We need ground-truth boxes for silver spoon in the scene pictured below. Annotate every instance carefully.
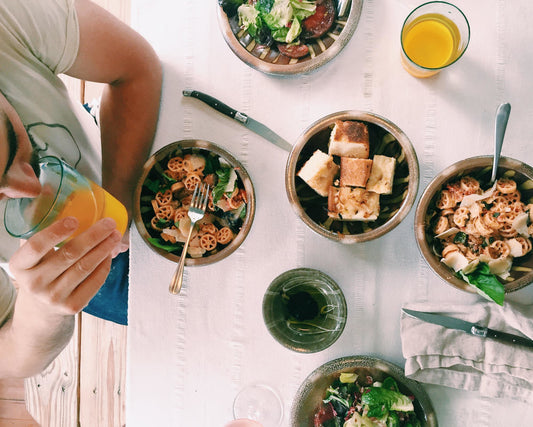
[490,102,511,185]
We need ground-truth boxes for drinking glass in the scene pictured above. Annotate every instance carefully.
[231,383,283,427]
[401,1,470,78]
[4,156,127,241]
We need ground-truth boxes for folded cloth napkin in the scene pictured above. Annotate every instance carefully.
[401,301,533,403]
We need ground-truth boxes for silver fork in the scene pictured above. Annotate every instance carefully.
[169,183,210,294]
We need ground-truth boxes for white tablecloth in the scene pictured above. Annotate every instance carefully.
[126,1,533,426]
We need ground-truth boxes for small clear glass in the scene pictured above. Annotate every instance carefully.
[231,384,283,427]
[401,1,470,78]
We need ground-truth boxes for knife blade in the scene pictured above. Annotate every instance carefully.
[402,308,533,349]
[182,90,292,152]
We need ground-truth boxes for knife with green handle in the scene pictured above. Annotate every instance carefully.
[402,308,533,349]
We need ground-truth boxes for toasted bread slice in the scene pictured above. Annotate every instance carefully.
[297,149,339,197]
[366,155,396,194]
[327,186,380,221]
[328,120,370,159]
[339,157,373,187]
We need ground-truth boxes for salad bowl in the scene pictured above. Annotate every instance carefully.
[415,156,533,296]
[133,139,255,266]
[291,356,438,426]
[286,110,419,243]
[217,0,363,75]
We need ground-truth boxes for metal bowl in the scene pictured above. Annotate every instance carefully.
[291,355,438,426]
[286,110,419,243]
[133,139,255,266]
[415,155,533,293]
[216,0,363,76]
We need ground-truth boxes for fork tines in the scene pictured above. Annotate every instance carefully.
[191,183,210,210]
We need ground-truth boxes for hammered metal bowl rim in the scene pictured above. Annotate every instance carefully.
[216,0,364,76]
[133,139,256,266]
[414,155,533,293]
[285,110,420,243]
[290,355,438,427]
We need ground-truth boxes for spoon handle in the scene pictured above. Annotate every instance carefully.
[491,103,511,184]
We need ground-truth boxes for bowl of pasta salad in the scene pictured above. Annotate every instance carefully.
[415,156,533,303]
[133,139,255,266]
[286,111,419,243]
[291,356,437,426]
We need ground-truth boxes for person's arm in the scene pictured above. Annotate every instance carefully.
[0,1,162,378]
[66,0,163,218]
[0,217,120,378]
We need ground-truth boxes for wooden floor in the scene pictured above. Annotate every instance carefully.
[0,0,131,425]
[0,378,39,426]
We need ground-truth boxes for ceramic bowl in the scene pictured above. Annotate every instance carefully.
[286,110,419,243]
[415,155,533,293]
[133,139,255,266]
[291,355,438,426]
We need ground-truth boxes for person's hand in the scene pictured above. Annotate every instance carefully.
[9,216,122,316]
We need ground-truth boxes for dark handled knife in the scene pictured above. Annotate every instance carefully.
[182,90,292,152]
[402,308,533,349]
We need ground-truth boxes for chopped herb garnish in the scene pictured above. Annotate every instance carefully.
[454,231,467,244]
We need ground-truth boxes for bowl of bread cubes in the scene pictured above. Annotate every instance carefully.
[286,111,419,243]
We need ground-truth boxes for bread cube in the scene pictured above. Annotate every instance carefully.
[328,120,370,159]
[366,155,396,194]
[327,186,380,221]
[297,150,339,197]
[339,157,373,188]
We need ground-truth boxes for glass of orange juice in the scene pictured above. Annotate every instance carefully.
[401,1,470,78]
[4,156,128,242]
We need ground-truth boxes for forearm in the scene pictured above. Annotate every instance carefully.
[99,61,162,218]
[0,289,74,378]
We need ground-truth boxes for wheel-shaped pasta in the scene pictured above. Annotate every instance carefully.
[199,234,217,251]
[174,207,188,223]
[164,169,181,180]
[453,207,470,228]
[436,190,457,210]
[433,216,450,235]
[484,240,510,260]
[505,191,522,205]
[216,227,233,245]
[200,223,218,235]
[496,177,517,194]
[167,156,184,172]
[183,173,202,191]
[155,189,173,206]
[499,222,518,238]
[151,216,164,231]
[228,189,247,210]
[442,243,461,258]
[460,176,480,194]
[151,199,159,213]
[482,212,503,230]
[155,205,174,221]
[472,217,493,237]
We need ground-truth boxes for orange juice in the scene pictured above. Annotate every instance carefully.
[54,181,128,240]
[5,156,129,241]
[402,14,460,69]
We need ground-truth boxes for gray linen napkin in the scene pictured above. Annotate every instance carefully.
[401,301,533,403]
